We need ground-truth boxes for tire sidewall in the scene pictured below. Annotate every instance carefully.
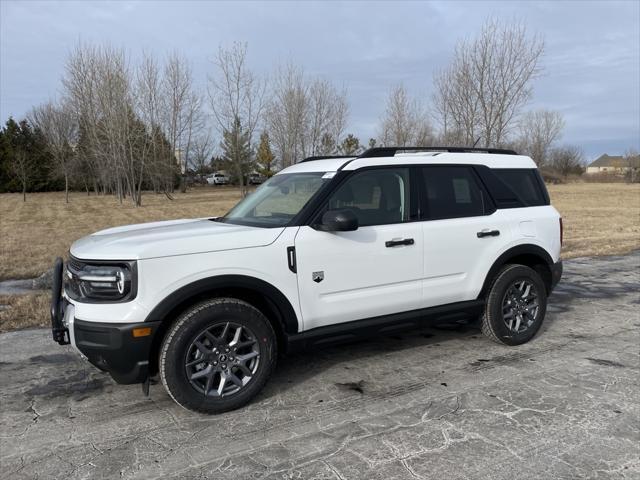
[160,299,277,414]
[486,265,547,346]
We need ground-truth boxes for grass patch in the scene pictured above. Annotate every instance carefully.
[0,186,243,280]
[547,183,640,259]
[0,293,50,332]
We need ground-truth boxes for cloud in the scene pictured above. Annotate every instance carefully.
[1,0,638,158]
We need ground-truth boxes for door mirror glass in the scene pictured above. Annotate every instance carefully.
[318,209,359,232]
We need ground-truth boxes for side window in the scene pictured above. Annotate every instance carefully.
[492,169,547,207]
[421,166,487,220]
[327,168,411,227]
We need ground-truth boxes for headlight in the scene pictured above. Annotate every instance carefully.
[65,257,137,302]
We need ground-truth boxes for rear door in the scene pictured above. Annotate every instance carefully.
[419,165,512,307]
[294,167,423,331]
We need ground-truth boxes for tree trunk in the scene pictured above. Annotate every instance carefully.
[65,174,69,203]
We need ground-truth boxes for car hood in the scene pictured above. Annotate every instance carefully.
[70,218,284,260]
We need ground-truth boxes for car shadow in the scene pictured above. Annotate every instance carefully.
[260,320,480,401]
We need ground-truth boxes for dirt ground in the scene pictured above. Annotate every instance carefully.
[1,253,639,479]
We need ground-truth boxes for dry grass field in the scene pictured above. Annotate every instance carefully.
[547,183,640,258]
[0,182,638,331]
[0,187,244,280]
[1,183,638,281]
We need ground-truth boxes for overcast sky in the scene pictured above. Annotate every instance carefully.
[1,0,638,160]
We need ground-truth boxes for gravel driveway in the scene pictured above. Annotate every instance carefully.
[1,253,639,479]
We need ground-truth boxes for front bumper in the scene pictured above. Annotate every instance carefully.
[73,319,161,384]
[50,257,160,384]
[550,260,563,292]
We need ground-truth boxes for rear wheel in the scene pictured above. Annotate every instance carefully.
[481,264,547,346]
[159,298,277,414]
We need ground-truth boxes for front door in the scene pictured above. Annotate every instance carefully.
[294,167,423,331]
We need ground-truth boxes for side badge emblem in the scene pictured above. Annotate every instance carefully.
[312,271,324,283]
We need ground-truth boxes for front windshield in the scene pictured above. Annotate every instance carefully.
[220,172,330,227]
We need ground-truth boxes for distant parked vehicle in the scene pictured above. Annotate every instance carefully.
[207,173,229,186]
[247,173,265,185]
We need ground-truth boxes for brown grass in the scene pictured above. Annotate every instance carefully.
[0,186,243,280]
[1,184,638,282]
[547,183,640,259]
[0,293,49,332]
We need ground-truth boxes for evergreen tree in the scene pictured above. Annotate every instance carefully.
[339,133,361,156]
[0,118,54,196]
[220,116,253,191]
[319,133,337,155]
[255,131,275,177]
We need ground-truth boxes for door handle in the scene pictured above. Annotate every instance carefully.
[385,238,415,248]
[477,229,500,238]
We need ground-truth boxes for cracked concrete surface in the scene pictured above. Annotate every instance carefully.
[1,253,639,479]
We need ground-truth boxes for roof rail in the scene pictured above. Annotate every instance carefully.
[299,155,354,163]
[358,146,518,158]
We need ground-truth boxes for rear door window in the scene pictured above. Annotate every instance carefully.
[421,166,490,220]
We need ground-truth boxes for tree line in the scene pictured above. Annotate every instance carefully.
[1,19,589,203]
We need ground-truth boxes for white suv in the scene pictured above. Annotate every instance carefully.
[206,173,229,185]
[51,147,563,413]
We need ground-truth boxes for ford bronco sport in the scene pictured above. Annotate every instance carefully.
[51,146,563,413]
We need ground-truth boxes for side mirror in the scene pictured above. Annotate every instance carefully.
[317,209,359,232]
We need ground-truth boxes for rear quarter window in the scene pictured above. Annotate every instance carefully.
[492,169,548,207]
[475,167,549,208]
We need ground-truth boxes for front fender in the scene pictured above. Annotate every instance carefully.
[144,274,299,334]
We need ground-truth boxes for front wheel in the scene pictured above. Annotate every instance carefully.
[159,298,277,414]
[481,264,547,346]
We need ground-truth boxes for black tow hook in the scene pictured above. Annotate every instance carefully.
[50,257,70,345]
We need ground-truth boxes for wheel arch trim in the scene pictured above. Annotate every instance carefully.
[478,244,554,299]
[144,274,300,335]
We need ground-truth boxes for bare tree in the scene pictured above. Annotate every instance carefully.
[11,146,32,202]
[517,110,564,166]
[208,42,266,195]
[161,52,203,193]
[266,62,349,167]
[63,44,147,205]
[305,78,348,156]
[550,145,584,178]
[266,63,307,167]
[30,100,78,202]
[624,148,639,183]
[433,19,544,147]
[134,51,164,195]
[190,132,215,174]
[379,84,433,147]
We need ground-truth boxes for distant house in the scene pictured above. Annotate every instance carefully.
[586,154,640,174]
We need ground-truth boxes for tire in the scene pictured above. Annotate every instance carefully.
[481,264,547,346]
[159,298,277,414]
